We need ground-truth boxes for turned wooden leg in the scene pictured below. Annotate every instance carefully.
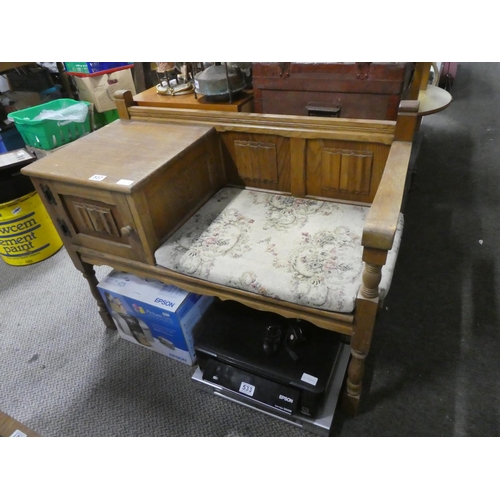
[342,256,384,416]
[81,262,117,330]
[342,350,367,415]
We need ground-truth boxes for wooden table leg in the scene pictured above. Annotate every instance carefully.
[81,262,116,330]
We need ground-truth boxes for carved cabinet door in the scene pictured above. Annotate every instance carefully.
[34,179,147,262]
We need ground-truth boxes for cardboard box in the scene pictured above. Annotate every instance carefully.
[25,143,68,159]
[97,271,213,366]
[3,91,43,113]
[73,68,136,113]
[0,75,10,93]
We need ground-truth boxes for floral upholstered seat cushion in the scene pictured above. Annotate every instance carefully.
[154,188,404,314]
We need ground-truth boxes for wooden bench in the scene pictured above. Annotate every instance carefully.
[22,90,419,415]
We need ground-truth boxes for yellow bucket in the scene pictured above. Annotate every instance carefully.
[0,191,63,266]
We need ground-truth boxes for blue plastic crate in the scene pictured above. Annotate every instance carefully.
[64,62,132,74]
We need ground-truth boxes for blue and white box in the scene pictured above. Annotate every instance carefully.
[97,270,214,366]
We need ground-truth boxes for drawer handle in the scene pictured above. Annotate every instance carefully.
[306,105,341,118]
[120,226,133,237]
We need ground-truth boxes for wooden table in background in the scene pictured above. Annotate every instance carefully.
[133,87,254,113]
[417,84,453,116]
[0,410,39,437]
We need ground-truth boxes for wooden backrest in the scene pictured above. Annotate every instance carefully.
[219,131,392,204]
[114,91,418,205]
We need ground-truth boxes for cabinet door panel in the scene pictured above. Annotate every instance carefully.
[306,139,390,203]
[51,183,146,262]
[64,195,124,242]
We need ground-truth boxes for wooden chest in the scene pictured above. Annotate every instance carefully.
[252,62,414,120]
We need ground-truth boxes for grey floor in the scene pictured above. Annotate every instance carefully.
[1,62,498,437]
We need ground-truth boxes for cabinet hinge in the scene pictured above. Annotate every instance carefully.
[56,218,71,238]
[278,62,291,79]
[40,184,57,205]
[356,62,371,80]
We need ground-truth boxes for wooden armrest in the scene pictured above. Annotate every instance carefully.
[362,140,412,250]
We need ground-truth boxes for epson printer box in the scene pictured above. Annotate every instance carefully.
[97,270,213,366]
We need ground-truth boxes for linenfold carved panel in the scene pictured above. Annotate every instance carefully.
[234,140,278,183]
[73,201,120,237]
[321,148,373,195]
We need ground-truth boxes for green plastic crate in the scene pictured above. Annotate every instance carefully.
[8,99,91,150]
[93,108,119,129]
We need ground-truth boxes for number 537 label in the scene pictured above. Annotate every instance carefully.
[239,382,255,397]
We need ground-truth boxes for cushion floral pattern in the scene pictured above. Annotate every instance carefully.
[155,188,404,313]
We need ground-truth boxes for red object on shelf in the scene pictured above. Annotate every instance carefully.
[65,64,134,78]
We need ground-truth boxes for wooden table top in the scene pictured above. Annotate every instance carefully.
[133,86,254,112]
[418,85,452,116]
[22,120,215,192]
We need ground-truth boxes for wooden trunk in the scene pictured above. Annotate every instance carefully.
[252,62,414,120]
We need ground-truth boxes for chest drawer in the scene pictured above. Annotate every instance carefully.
[257,89,399,120]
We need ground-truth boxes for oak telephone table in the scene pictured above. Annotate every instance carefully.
[21,91,419,415]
